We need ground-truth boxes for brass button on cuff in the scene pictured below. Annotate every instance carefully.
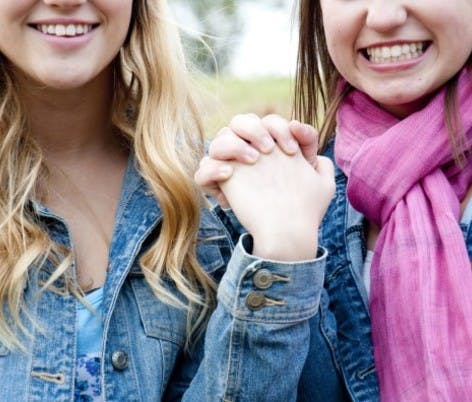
[111,350,129,370]
[245,291,266,311]
[253,269,273,289]
[252,269,290,290]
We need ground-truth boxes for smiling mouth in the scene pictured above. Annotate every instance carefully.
[361,41,431,64]
[29,23,99,38]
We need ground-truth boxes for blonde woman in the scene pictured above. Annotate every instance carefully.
[0,1,325,400]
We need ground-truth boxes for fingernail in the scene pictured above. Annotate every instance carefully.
[244,148,259,163]
[302,123,315,136]
[261,136,274,152]
[287,139,299,153]
[219,165,232,178]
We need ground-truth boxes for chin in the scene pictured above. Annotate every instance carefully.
[376,95,431,118]
[37,74,95,91]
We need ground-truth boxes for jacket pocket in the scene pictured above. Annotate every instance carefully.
[130,277,187,347]
[196,242,226,274]
[127,277,188,393]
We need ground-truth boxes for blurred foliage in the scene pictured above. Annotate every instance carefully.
[173,0,241,73]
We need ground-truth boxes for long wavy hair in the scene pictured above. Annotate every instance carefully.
[294,0,472,160]
[0,0,215,350]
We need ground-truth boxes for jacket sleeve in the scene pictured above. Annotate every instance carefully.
[164,224,327,401]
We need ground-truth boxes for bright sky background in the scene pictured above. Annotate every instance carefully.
[229,1,298,78]
[172,0,298,78]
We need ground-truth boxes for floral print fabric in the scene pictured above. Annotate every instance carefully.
[75,353,102,401]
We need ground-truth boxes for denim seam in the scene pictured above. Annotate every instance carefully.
[230,308,318,323]
[319,300,343,376]
[210,206,237,250]
[223,319,245,401]
[122,295,145,401]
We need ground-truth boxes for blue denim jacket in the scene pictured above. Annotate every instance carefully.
[0,156,327,401]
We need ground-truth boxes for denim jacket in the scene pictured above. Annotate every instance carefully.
[0,156,327,402]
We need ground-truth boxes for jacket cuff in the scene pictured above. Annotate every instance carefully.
[218,234,327,323]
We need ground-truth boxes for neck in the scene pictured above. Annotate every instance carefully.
[18,66,117,162]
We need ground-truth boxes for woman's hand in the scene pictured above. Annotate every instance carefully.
[196,114,319,207]
[218,145,335,261]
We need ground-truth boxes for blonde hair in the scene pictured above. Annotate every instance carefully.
[0,0,215,350]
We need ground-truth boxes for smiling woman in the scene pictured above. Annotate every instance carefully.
[0,1,304,401]
[320,0,472,116]
[0,1,131,88]
[196,0,472,400]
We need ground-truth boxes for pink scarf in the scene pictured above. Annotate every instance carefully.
[335,68,472,401]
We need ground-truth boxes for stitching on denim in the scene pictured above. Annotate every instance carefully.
[357,364,376,380]
[325,261,349,282]
[31,371,66,384]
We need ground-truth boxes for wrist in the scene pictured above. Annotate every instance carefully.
[252,229,319,261]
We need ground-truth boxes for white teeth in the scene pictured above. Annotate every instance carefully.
[365,41,426,64]
[36,23,94,37]
[65,25,75,36]
[56,25,66,36]
[391,45,402,57]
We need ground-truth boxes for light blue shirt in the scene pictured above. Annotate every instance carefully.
[77,288,104,356]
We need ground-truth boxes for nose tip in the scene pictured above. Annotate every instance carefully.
[366,3,408,32]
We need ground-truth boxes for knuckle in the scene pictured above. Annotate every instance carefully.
[261,113,282,126]
[215,126,233,138]
[208,138,227,156]
[230,113,260,131]
[198,155,210,167]
[229,114,247,127]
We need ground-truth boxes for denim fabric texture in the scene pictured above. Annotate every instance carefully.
[0,156,327,402]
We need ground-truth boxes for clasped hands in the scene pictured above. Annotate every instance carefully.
[195,114,335,261]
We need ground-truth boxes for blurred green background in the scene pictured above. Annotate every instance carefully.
[196,76,293,137]
[172,0,296,137]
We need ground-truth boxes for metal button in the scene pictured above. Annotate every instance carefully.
[245,291,266,311]
[253,269,274,289]
[111,350,129,371]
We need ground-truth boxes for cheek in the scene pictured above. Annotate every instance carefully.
[0,0,33,20]
[325,31,352,78]
[111,2,134,38]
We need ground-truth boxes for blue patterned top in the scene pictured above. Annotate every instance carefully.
[75,288,104,401]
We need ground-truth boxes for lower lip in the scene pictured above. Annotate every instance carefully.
[360,48,429,73]
[31,27,97,51]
